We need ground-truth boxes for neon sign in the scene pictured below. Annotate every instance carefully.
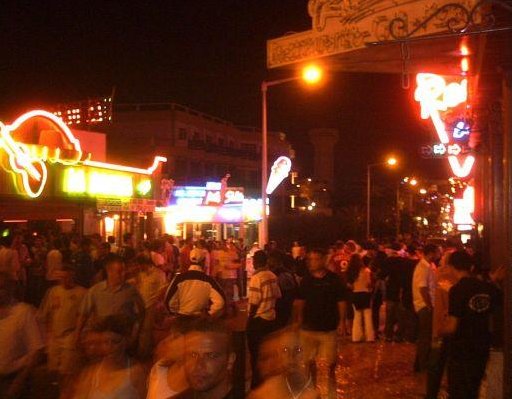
[452,120,471,141]
[266,156,292,195]
[415,74,474,179]
[0,110,166,198]
[453,186,475,229]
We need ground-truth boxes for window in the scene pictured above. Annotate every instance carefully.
[178,128,188,140]
[206,135,213,144]
[218,137,225,146]
[193,131,201,140]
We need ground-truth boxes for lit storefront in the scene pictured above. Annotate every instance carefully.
[0,110,166,240]
[155,181,263,242]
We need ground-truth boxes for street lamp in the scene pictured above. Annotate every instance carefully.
[396,176,419,237]
[259,64,323,247]
[366,156,398,238]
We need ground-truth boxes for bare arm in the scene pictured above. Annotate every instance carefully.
[419,287,433,309]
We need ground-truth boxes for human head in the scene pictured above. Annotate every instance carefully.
[189,248,206,267]
[123,232,133,246]
[91,315,133,359]
[253,250,268,270]
[422,244,441,263]
[307,248,326,273]
[135,255,153,271]
[80,237,91,252]
[258,329,306,381]
[107,236,116,245]
[344,240,357,254]
[105,255,126,286]
[98,242,111,257]
[447,250,473,273]
[0,235,14,248]
[182,318,236,393]
[59,266,76,289]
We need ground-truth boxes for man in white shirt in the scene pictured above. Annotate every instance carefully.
[412,243,441,372]
[0,272,44,398]
[38,266,86,377]
[0,235,21,281]
[45,239,63,285]
[130,255,167,358]
[165,249,225,318]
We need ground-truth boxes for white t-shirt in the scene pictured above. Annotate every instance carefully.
[412,258,437,312]
[0,246,21,280]
[0,302,45,374]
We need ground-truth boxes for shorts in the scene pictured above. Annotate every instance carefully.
[299,329,338,366]
[352,292,371,310]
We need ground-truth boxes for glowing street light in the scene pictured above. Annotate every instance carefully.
[302,64,323,85]
[387,157,397,166]
[366,156,399,238]
[419,188,428,195]
[260,64,324,246]
[410,178,418,186]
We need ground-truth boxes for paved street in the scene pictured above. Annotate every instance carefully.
[335,340,426,399]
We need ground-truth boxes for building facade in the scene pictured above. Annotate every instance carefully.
[107,102,292,197]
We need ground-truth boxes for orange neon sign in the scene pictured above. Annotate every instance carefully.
[415,73,474,179]
[0,110,166,198]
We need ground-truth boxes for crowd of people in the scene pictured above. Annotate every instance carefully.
[0,229,504,399]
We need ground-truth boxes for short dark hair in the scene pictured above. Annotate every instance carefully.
[423,244,439,256]
[448,250,473,271]
[105,254,124,269]
[135,255,153,266]
[92,315,133,337]
[308,247,326,257]
[253,250,267,269]
[184,318,234,353]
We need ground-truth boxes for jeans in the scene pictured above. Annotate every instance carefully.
[384,300,404,340]
[415,307,433,372]
[447,344,489,399]
[425,340,448,399]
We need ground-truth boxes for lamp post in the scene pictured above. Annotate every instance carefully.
[396,177,418,237]
[366,157,397,239]
[259,65,322,247]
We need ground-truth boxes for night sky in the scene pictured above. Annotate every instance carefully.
[2,0,448,206]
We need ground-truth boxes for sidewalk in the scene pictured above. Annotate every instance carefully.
[336,340,425,399]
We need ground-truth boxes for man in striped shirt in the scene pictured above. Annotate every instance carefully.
[246,250,281,388]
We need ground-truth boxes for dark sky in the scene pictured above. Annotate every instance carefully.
[1,0,447,205]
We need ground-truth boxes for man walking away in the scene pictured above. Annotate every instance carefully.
[246,250,281,388]
[165,248,225,318]
[440,250,499,399]
[412,244,440,372]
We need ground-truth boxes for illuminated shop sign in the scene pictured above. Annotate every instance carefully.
[266,156,292,195]
[421,143,464,158]
[0,109,166,199]
[158,198,263,232]
[415,73,474,179]
[168,182,244,206]
[415,72,475,230]
[62,167,152,198]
